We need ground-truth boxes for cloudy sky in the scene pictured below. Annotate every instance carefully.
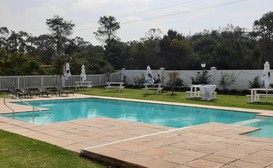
[1,0,272,45]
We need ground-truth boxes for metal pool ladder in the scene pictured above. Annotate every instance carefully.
[3,94,41,124]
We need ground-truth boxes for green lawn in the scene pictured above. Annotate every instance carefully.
[0,129,105,168]
[78,87,273,111]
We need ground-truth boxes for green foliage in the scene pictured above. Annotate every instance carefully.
[51,55,65,76]
[0,49,46,75]
[167,72,183,95]
[91,56,114,74]
[191,71,210,84]
[46,15,75,55]
[253,11,273,63]
[249,76,261,88]
[134,73,145,86]
[1,12,273,74]
[0,129,105,168]
[167,72,183,86]
[94,16,120,43]
[159,29,194,70]
[219,72,236,90]
[104,39,127,70]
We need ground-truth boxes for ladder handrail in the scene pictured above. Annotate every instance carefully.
[4,94,41,123]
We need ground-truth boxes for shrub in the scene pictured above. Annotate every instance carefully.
[167,72,183,95]
[219,72,236,90]
[134,73,145,87]
[191,71,210,84]
[248,76,261,88]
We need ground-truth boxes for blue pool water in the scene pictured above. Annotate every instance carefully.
[245,117,273,138]
[1,98,256,127]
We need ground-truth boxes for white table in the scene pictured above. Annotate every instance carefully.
[186,85,217,101]
[105,82,124,92]
[75,81,92,90]
[248,88,273,103]
[198,85,217,100]
[142,83,163,94]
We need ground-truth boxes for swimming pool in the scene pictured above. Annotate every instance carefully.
[245,117,273,138]
[1,98,256,127]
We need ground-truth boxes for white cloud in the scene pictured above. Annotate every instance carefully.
[0,0,273,45]
[72,0,151,13]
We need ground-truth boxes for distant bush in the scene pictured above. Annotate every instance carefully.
[191,71,210,84]
[134,73,145,86]
[219,72,236,90]
[167,72,183,95]
[248,76,261,88]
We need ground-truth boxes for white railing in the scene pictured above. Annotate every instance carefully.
[2,69,269,90]
[0,72,122,91]
[4,94,42,123]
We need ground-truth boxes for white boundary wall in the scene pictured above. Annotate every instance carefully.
[121,69,272,90]
[0,70,271,91]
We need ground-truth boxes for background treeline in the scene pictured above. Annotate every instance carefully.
[0,11,272,75]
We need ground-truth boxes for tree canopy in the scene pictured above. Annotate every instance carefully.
[46,15,75,56]
[93,16,120,43]
[1,11,273,75]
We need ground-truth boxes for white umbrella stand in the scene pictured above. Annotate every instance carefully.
[65,63,72,89]
[80,65,87,84]
[145,65,154,86]
[262,61,271,102]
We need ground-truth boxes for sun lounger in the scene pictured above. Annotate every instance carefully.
[75,81,92,89]
[54,85,74,96]
[38,87,54,97]
[7,87,17,95]
[17,88,32,98]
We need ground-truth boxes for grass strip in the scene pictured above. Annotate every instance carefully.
[0,129,105,168]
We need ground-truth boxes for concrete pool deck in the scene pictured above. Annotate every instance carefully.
[1,94,273,167]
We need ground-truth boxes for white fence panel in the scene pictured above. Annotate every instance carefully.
[1,70,271,91]
[0,72,122,91]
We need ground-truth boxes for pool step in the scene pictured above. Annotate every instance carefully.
[233,119,262,126]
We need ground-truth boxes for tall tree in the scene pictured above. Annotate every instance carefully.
[104,39,127,69]
[0,27,9,48]
[5,31,29,53]
[253,11,273,63]
[34,34,56,64]
[144,28,162,40]
[94,16,120,43]
[253,11,273,40]
[160,29,190,69]
[46,15,75,56]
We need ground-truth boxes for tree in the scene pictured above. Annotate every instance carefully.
[167,72,183,95]
[219,72,236,90]
[33,34,56,64]
[144,28,162,40]
[94,16,120,43]
[169,39,192,69]
[253,11,273,40]
[5,31,29,53]
[46,15,75,56]
[0,27,9,48]
[249,76,261,88]
[253,11,273,63]
[104,39,128,69]
[0,48,45,75]
[191,31,218,69]
[160,30,180,69]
